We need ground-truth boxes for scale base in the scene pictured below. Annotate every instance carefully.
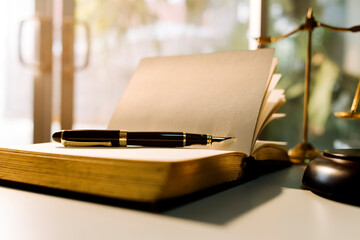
[288,142,320,165]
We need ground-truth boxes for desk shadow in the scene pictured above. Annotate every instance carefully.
[164,166,302,225]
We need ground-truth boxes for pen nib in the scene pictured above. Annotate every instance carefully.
[212,136,234,142]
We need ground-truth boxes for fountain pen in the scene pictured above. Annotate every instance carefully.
[52,130,233,147]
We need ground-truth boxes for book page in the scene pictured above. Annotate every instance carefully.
[108,49,275,154]
[253,140,287,151]
[262,113,286,130]
[12,143,236,162]
[263,73,282,105]
[253,89,286,146]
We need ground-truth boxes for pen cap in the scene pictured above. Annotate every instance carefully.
[52,132,61,143]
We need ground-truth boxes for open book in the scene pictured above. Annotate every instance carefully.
[0,49,288,203]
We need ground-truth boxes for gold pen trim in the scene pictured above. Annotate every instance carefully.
[61,139,112,147]
[207,135,212,146]
[183,133,186,146]
[60,130,64,140]
[119,131,127,147]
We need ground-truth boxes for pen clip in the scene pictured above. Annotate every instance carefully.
[61,139,112,147]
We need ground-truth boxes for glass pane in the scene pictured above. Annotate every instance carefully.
[0,1,35,145]
[263,0,360,150]
[72,0,250,129]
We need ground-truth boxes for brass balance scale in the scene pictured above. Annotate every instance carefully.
[257,8,360,164]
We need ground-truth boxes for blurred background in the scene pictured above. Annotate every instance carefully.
[0,0,359,151]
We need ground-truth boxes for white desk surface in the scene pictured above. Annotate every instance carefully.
[0,165,359,240]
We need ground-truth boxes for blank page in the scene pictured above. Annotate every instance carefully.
[108,49,274,154]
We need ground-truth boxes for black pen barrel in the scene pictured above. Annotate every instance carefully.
[61,130,119,142]
[127,132,209,146]
[127,132,185,147]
